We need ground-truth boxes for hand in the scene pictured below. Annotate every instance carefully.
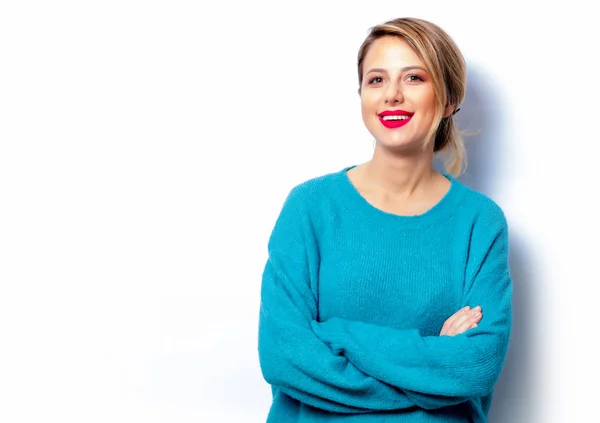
[439,306,482,337]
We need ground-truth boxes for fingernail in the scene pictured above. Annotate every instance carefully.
[463,306,470,310]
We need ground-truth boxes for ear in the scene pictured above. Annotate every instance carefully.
[442,103,454,118]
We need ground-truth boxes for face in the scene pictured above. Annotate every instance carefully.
[360,36,451,151]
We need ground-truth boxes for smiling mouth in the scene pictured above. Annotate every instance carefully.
[378,115,412,128]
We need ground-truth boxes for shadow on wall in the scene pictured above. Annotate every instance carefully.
[436,65,536,423]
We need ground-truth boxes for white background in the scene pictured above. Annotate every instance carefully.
[1,1,597,422]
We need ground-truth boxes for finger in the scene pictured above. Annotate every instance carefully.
[457,307,482,327]
[451,310,481,333]
[445,306,471,326]
[450,309,477,329]
[455,316,481,335]
[463,313,482,332]
[440,307,469,334]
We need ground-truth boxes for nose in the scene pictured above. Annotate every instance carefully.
[385,81,404,104]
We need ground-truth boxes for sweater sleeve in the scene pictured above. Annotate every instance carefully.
[257,188,468,413]
[310,208,513,403]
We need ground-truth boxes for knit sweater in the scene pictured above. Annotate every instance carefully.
[258,164,513,423]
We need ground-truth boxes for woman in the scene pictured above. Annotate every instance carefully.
[258,17,512,423]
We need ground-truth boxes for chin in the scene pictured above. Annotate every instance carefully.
[377,135,416,146]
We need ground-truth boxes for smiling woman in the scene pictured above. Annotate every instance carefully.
[357,20,467,176]
[258,17,512,423]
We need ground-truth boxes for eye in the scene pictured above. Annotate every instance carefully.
[367,75,424,85]
[407,75,424,82]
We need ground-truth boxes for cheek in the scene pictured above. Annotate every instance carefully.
[359,98,367,115]
[361,103,377,124]
[360,94,377,113]
[412,90,437,111]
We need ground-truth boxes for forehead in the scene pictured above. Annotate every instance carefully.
[363,36,425,70]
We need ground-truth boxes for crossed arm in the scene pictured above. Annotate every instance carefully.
[258,189,512,413]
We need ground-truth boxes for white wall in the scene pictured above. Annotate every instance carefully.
[1,1,597,422]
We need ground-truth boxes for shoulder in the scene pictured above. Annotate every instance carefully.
[283,167,343,211]
[269,168,342,251]
[273,166,347,241]
[452,179,508,230]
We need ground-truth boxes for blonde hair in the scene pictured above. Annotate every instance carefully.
[357,17,468,177]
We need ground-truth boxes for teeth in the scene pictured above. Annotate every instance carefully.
[382,115,411,121]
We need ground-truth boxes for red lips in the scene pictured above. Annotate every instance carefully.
[378,110,414,128]
[378,109,414,117]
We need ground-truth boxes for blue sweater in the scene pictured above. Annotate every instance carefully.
[258,165,513,423]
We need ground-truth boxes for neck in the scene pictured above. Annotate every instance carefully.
[362,146,439,200]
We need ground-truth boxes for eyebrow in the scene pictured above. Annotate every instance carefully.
[365,66,427,74]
